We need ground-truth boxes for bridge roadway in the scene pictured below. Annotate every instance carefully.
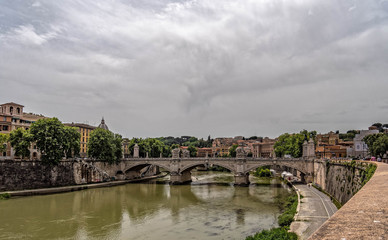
[94,157,315,185]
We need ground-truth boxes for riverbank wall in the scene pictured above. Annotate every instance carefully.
[0,160,76,191]
[313,160,375,205]
[309,162,387,239]
[0,159,160,191]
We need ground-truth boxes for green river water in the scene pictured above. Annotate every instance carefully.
[0,171,292,240]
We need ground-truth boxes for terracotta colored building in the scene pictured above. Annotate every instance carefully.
[64,123,96,158]
[197,147,212,157]
[251,137,276,158]
[0,102,46,159]
[316,145,347,158]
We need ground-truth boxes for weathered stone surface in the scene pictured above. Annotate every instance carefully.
[0,160,76,191]
[172,148,180,158]
[309,162,387,240]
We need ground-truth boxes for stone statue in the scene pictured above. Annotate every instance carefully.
[182,149,190,158]
[133,144,139,158]
[172,148,180,158]
[236,147,247,158]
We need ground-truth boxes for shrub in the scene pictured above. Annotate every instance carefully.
[246,227,298,240]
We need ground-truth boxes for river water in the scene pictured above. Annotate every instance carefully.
[0,171,292,240]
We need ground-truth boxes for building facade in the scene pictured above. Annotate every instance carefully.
[0,102,46,159]
[251,137,276,158]
[64,123,96,158]
[349,130,379,158]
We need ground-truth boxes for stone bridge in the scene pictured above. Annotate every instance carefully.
[92,157,315,185]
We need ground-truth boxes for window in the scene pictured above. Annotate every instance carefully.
[10,106,13,114]
[17,108,20,114]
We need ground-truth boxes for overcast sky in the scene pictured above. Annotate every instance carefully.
[1,0,388,138]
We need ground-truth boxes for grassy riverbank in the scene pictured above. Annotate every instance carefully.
[245,180,298,240]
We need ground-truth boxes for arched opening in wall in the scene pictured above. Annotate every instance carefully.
[32,152,37,159]
[246,164,307,184]
[16,108,20,114]
[124,164,163,180]
[9,107,13,115]
[180,163,235,184]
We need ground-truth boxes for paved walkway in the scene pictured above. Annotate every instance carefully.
[290,184,338,240]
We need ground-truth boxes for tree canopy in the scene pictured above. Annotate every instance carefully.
[363,133,388,157]
[30,118,80,165]
[229,144,238,157]
[9,128,32,158]
[0,133,9,153]
[128,138,170,158]
[274,130,316,158]
[88,128,122,164]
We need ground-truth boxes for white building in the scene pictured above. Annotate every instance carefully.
[348,130,379,158]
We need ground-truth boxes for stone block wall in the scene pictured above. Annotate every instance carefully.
[0,160,76,191]
[324,163,364,204]
[314,160,374,205]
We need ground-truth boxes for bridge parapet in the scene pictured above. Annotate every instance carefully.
[115,157,315,184]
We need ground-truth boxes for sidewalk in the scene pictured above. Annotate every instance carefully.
[290,184,338,239]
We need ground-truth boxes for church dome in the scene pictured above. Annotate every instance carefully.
[98,117,109,130]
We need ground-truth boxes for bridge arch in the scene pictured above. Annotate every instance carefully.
[180,162,235,174]
[124,163,173,173]
[244,162,309,177]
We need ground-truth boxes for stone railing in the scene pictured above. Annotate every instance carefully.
[309,162,388,239]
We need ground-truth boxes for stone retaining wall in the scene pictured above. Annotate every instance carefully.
[0,160,76,191]
[324,162,364,204]
[309,162,387,239]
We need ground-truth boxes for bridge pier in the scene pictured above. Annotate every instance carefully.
[170,171,192,185]
[234,173,250,186]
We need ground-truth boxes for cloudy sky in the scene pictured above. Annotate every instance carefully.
[1,0,388,138]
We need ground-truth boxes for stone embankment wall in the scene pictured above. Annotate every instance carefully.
[309,162,386,239]
[0,160,76,191]
[314,160,374,205]
[0,159,158,191]
[324,162,364,204]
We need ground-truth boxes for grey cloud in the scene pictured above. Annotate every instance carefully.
[1,0,388,138]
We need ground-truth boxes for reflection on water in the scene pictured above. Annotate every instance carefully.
[0,172,291,240]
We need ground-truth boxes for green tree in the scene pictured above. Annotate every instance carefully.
[171,144,179,149]
[363,133,388,157]
[63,126,81,158]
[372,123,383,132]
[229,144,238,157]
[187,145,197,157]
[0,133,8,153]
[9,128,32,158]
[128,138,170,158]
[88,128,121,164]
[30,118,80,165]
[254,166,272,177]
[113,133,123,160]
[274,130,316,158]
